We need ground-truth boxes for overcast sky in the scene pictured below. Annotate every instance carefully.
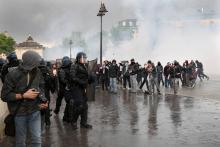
[0,0,136,46]
[0,0,219,47]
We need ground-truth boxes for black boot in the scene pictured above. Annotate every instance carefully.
[45,119,51,127]
[144,91,150,95]
[71,122,78,130]
[157,90,161,95]
[80,124,93,129]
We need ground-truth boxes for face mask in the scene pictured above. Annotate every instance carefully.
[80,55,87,64]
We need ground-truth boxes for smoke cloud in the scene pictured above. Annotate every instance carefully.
[0,0,219,74]
[104,0,220,75]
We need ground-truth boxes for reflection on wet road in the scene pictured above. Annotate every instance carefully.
[1,88,220,147]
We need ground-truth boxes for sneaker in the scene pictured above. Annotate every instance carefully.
[144,91,150,95]
[80,124,93,129]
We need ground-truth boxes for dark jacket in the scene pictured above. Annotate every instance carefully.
[1,60,20,83]
[128,63,139,75]
[58,64,72,89]
[164,65,170,77]
[196,62,203,70]
[1,66,45,116]
[170,66,182,79]
[151,65,157,78]
[70,63,89,105]
[39,65,56,98]
[108,64,119,78]
[142,68,148,79]
[99,66,109,80]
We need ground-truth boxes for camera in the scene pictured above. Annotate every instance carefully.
[38,93,48,104]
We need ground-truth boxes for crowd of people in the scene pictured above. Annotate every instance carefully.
[0,51,209,147]
[97,58,209,94]
[0,51,93,147]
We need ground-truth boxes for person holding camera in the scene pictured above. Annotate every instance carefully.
[1,50,48,147]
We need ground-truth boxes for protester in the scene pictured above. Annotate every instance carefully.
[128,59,139,93]
[108,60,119,93]
[1,50,48,147]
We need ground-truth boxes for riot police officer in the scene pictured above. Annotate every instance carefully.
[38,59,55,126]
[54,56,72,122]
[1,52,20,83]
[69,52,93,129]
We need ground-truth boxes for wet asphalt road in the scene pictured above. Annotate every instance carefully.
[1,80,220,147]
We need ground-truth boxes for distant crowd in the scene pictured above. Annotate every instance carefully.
[96,59,209,94]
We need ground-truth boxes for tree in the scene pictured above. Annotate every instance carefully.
[0,33,16,54]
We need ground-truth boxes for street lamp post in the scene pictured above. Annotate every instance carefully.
[69,40,73,59]
[97,2,108,66]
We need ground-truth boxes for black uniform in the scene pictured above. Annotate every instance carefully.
[69,52,93,129]
[0,59,6,79]
[54,57,72,121]
[58,63,72,122]
[1,60,20,83]
[39,61,55,126]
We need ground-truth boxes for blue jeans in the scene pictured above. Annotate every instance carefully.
[15,111,41,147]
[165,76,171,88]
[109,77,117,93]
[130,74,137,92]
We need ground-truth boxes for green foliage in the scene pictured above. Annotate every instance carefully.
[0,33,16,54]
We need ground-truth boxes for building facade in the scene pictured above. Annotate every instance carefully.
[15,35,45,59]
[111,19,138,43]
